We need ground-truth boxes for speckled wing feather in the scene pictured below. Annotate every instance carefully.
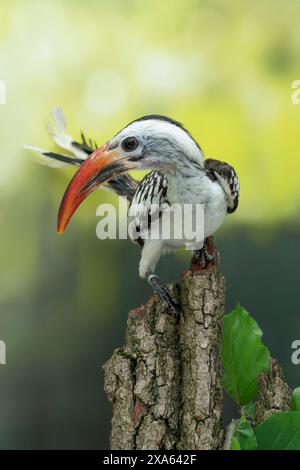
[204,158,239,213]
[128,171,169,245]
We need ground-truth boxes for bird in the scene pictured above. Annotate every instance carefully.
[25,108,239,314]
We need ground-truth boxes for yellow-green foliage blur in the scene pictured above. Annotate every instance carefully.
[0,0,299,449]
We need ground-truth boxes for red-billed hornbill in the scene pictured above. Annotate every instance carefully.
[25,108,239,314]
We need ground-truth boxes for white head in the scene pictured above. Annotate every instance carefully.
[108,115,204,170]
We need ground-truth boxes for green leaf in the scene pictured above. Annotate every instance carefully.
[255,412,300,450]
[230,436,241,450]
[291,387,300,411]
[221,304,270,405]
[241,402,255,419]
[233,415,257,450]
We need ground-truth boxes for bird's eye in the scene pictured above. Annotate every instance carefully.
[121,137,139,152]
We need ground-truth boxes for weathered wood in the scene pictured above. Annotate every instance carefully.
[255,358,292,425]
[104,240,225,450]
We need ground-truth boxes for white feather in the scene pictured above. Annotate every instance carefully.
[46,107,88,160]
[22,144,68,168]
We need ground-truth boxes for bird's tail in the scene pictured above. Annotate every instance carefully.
[23,107,139,200]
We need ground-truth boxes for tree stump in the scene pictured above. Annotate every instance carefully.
[255,358,292,425]
[104,239,225,450]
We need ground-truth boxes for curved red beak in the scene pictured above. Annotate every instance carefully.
[57,144,135,233]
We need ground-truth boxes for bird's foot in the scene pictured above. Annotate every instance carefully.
[194,245,215,269]
[146,271,180,315]
[157,285,180,316]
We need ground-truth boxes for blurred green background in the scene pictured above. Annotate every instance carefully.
[0,0,300,449]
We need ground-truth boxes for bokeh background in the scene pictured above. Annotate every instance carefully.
[0,0,300,449]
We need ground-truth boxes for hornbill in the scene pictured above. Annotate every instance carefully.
[25,108,239,314]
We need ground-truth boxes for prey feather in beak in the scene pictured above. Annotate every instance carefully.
[57,144,137,233]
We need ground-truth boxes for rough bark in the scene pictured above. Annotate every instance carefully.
[254,358,292,425]
[104,238,225,450]
[103,238,293,450]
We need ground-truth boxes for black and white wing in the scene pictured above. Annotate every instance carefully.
[128,171,169,246]
[204,158,239,213]
[24,107,139,200]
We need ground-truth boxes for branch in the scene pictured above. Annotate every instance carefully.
[223,419,239,450]
[254,358,292,425]
[104,239,225,450]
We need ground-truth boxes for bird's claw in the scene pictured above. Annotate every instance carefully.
[155,284,180,316]
[164,292,180,316]
[195,245,215,268]
[146,271,180,316]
